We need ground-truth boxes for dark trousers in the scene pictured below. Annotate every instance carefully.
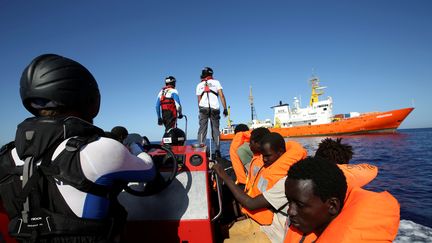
[198,107,220,151]
[162,110,177,131]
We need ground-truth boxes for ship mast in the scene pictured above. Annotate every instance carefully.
[309,76,326,106]
[249,86,257,121]
[226,106,232,128]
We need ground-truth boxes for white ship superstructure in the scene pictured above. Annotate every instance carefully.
[272,76,333,128]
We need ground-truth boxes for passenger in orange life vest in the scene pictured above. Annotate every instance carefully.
[223,137,377,243]
[156,76,183,131]
[196,67,228,157]
[264,137,378,242]
[284,157,400,243]
[315,138,378,192]
[213,132,307,243]
[229,124,252,186]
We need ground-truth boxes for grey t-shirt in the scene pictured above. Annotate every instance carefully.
[262,176,289,243]
[236,142,253,172]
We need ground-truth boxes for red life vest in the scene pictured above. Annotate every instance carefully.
[160,86,177,116]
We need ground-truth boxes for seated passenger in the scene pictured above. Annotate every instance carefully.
[266,137,378,242]
[214,132,307,243]
[229,124,251,185]
[315,138,378,191]
[284,157,400,243]
[111,125,129,143]
[217,127,269,187]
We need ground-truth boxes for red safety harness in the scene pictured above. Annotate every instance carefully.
[199,77,218,98]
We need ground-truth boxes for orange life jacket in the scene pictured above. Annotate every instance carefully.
[242,141,307,225]
[283,227,317,243]
[284,166,400,243]
[338,163,378,196]
[229,131,251,184]
[317,188,400,243]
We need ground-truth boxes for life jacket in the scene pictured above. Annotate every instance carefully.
[160,85,177,116]
[242,141,307,225]
[285,188,400,243]
[284,164,391,243]
[0,117,124,242]
[283,227,317,243]
[338,163,378,196]
[316,188,400,242]
[229,131,251,184]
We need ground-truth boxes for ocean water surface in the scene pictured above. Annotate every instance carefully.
[213,128,432,242]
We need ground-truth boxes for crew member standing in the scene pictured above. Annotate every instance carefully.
[156,76,183,131]
[196,67,227,157]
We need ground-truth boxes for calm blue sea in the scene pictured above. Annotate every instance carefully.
[217,128,432,228]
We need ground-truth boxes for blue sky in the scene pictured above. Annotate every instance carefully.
[1,0,431,145]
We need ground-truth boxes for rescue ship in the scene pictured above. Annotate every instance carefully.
[220,76,414,140]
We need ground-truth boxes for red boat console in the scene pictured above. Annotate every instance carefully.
[119,144,219,243]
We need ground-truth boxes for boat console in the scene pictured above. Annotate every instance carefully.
[119,144,220,242]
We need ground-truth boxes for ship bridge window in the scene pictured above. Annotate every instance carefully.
[317,104,329,108]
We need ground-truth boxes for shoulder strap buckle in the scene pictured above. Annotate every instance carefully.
[65,135,99,152]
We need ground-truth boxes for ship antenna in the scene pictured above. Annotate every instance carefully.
[227,106,232,128]
[249,86,257,121]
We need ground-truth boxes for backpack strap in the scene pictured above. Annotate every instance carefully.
[0,141,15,156]
[0,142,22,182]
[18,138,64,223]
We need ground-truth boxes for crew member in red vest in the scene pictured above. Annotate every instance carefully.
[156,76,183,131]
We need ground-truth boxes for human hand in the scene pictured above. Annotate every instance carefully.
[212,163,226,177]
[158,118,163,126]
[223,108,228,117]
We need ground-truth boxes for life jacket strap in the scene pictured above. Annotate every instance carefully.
[200,81,219,98]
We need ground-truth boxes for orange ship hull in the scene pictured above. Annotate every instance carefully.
[220,107,414,140]
[220,133,235,140]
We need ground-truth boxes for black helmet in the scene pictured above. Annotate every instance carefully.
[165,76,176,85]
[20,54,101,121]
[200,67,213,79]
[162,128,186,146]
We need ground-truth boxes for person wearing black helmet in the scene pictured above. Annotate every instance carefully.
[156,76,183,131]
[0,54,157,242]
[196,67,228,157]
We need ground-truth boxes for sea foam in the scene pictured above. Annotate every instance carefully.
[395,220,432,242]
